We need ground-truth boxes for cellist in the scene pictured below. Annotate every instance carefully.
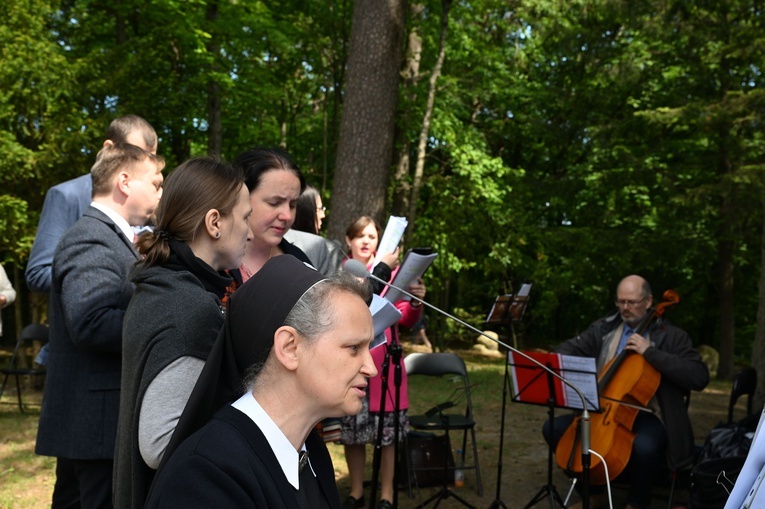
[542,275,709,509]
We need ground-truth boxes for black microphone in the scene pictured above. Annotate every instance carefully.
[344,258,594,508]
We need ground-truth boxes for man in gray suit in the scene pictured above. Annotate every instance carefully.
[36,143,164,509]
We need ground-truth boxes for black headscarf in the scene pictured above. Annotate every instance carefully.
[154,255,325,474]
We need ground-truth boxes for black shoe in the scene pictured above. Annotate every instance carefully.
[378,500,393,509]
[342,495,365,509]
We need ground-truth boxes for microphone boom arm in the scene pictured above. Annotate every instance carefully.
[345,259,592,508]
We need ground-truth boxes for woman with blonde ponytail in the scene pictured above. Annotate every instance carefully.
[114,156,253,509]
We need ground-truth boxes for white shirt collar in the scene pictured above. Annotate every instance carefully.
[90,202,134,243]
[231,391,314,489]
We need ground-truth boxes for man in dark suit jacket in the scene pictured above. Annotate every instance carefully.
[36,142,164,509]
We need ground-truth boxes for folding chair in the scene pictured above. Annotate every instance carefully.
[728,367,757,424]
[404,352,482,508]
[0,323,49,412]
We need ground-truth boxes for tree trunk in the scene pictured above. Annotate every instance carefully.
[405,0,452,247]
[716,7,735,380]
[391,7,425,218]
[206,1,222,156]
[327,0,406,243]
[752,187,765,410]
[717,219,736,380]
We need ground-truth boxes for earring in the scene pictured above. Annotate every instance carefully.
[215,232,220,238]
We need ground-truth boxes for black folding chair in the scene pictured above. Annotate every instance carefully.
[0,323,49,412]
[404,352,482,508]
[728,367,757,424]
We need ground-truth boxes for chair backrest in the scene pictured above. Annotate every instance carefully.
[404,352,468,378]
[9,324,49,365]
[18,324,49,344]
[728,367,757,423]
[404,353,474,417]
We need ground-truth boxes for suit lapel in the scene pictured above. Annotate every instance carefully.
[83,207,140,259]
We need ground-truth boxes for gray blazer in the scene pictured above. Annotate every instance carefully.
[36,206,139,460]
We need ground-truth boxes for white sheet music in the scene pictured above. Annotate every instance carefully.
[369,294,402,349]
[372,215,407,269]
[383,250,437,303]
[559,355,599,411]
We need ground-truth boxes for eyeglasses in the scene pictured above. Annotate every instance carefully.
[614,297,647,308]
[316,206,326,212]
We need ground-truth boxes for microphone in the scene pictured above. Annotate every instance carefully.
[344,258,594,508]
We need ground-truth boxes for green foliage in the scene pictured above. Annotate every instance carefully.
[1,0,764,359]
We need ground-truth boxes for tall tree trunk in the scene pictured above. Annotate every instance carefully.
[327,0,406,243]
[752,186,765,410]
[206,1,222,156]
[717,210,736,380]
[716,6,735,380]
[391,5,425,218]
[405,0,451,247]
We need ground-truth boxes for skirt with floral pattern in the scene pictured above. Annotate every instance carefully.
[339,396,409,446]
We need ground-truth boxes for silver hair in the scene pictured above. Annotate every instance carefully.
[242,270,371,390]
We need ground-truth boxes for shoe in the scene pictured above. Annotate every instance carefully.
[341,495,365,509]
[378,500,393,509]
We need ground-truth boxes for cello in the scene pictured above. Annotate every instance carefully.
[554,289,680,484]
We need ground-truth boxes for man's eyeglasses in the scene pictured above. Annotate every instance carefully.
[615,297,647,308]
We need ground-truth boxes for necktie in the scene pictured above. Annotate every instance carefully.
[618,327,634,354]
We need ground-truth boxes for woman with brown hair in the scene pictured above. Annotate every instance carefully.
[114,156,253,509]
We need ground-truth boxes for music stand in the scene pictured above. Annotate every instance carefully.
[507,351,599,509]
[485,286,531,509]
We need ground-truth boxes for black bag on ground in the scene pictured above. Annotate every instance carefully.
[698,422,754,464]
[399,431,455,488]
[690,456,746,509]
[690,422,754,509]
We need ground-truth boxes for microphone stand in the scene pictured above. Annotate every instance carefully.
[368,326,404,509]
[346,261,592,509]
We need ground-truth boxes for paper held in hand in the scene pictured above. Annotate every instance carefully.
[383,249,438,303]
[369,294,403,349]
[372,215,408,269]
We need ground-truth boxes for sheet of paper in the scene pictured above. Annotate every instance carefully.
[559,355,599,411]
[383,251,438,303]
[372,215,407,269]
[369,294,402,349]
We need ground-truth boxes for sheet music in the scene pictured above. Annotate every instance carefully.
[383,250,438,303]
[559,355,599,411]
[372,215,407,269]
[369,294,402,349]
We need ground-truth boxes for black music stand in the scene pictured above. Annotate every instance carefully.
[507,352,599,509]
[485,287,531,509]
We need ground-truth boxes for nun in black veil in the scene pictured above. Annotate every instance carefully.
[145,255,376,509]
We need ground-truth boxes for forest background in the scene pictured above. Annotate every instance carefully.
[1,1,764,401]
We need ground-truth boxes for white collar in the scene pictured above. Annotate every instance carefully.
[231,391,314,489]
[90,202,134,243]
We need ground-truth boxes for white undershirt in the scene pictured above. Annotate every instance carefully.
[90,201,134,243]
